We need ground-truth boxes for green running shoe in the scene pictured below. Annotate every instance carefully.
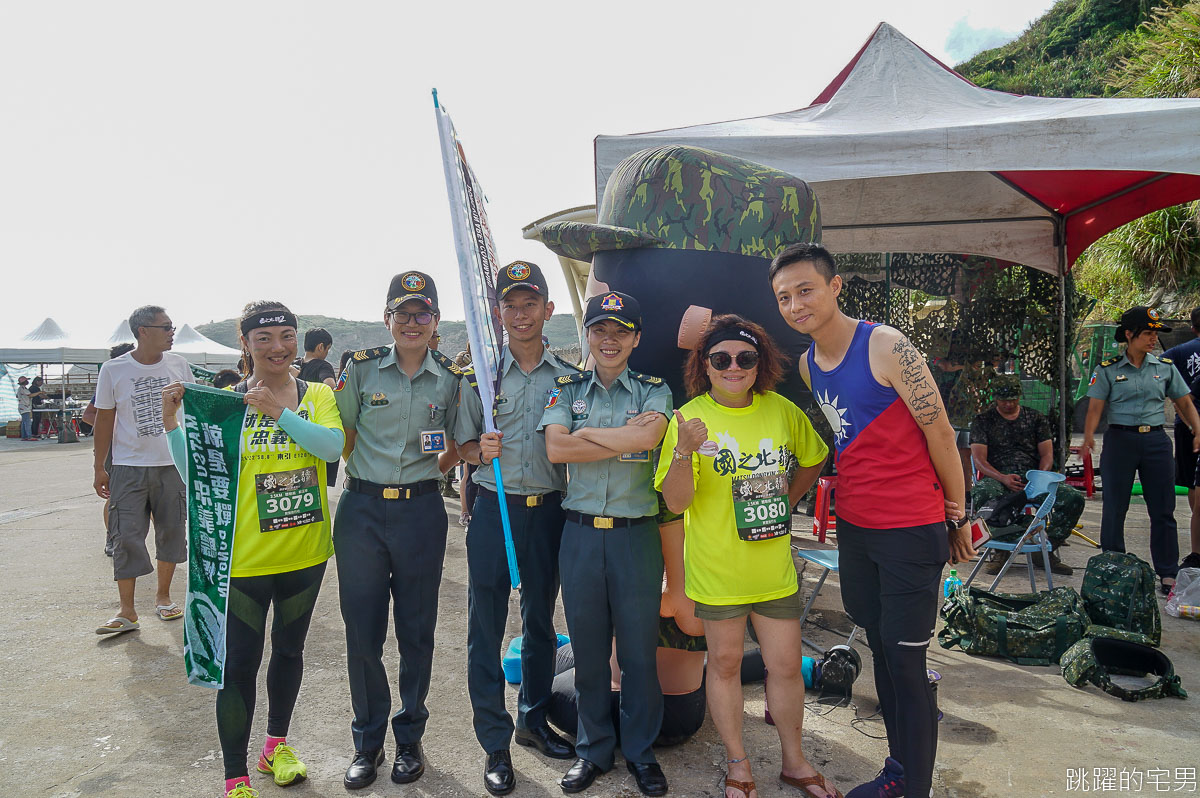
[224,785,259,798]
[257,743,308,786]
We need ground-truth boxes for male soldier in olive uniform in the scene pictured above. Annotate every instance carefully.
[540,291,672,797]
[333,271,462,789]
[454,261,581,796]
[969,374,1085,575]
[1083,306,1200,595]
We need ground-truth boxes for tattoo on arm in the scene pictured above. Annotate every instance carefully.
[892,337,942,426]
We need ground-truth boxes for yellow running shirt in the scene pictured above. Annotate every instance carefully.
[654,391,828,605]
[231,383,341,577]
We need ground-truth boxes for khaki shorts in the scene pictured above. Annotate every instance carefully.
[109,464,187,580]
[693,591,802,621]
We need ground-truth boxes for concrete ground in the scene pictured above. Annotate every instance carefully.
[2,436,1197,798]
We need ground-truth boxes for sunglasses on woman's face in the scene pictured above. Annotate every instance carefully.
[707,351,760,370]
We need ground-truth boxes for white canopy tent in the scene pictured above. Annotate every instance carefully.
[170,324,242,368]
[594,22,1200,276]
[593,21,1200,451]
[0,318,112,364]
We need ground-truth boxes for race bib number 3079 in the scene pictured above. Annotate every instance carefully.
[255,466,323,533]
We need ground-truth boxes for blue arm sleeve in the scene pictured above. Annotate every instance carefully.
[277,408,345,462]
[167,426,188,479]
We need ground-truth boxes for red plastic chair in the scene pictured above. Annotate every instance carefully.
[812,476,837,543]
[1065,446,1095,498]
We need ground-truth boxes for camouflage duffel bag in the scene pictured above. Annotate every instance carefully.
[939,585,1091,666]
[1080,552,1161,645]
[1061,636,1187,701]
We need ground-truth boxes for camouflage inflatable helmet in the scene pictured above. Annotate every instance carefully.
[538,145,821,262]
[1061,635,1186,702]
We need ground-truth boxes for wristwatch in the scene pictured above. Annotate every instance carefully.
[672,449,692,463]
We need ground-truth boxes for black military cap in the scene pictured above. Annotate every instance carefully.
[387,271,438,312]
[496,260,549,299]
[1115,306,1170,343]
[584,291,642,331]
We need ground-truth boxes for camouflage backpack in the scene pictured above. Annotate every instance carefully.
[1080,552,1161,645]
[938,585,1092,666]
[1061,636,1186,702]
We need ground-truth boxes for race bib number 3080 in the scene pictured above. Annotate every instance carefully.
[255,466,323,533]
[732,472,791,541]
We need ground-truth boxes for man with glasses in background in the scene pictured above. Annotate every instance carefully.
[92,305,193,635]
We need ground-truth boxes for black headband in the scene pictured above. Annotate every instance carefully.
[241,311,298,336]
[704,326,760,353]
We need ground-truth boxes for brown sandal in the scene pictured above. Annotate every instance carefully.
[724,775,757,798]
[780,771,843,798]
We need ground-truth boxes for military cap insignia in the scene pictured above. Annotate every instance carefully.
[629,370,664,385]
[556,371,591,385]
[1148,308,1161,321]
[600,293,623,311]
[507,262,531,280]
[402,272,426,291]
[351,346,390,362]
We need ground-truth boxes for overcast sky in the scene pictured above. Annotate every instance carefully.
[0,0,1056,342]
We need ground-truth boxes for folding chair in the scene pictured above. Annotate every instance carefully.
[964,469,1064,592]
[792,546,860,654]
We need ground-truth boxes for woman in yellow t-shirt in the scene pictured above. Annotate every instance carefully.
[164,301,344,798]
[655,315,834,798]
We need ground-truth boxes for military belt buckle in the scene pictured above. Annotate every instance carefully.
[594,516,614,529]
[1138,425,1151,433]
[526,495,543,508]
[383,487,401,499]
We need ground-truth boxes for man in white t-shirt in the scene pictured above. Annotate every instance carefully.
[92,305,194,635]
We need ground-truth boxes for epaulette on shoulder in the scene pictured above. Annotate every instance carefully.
[555,371,591,386]
[430,350,463,376]
[351,346,390,363]
[553,353,585,372]
[460,366,479,389]
[629,370,665,386]
[1100,357,1120,367]
[1159,356,1174,364]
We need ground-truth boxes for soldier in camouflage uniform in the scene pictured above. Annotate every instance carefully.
[969,374,1084,575]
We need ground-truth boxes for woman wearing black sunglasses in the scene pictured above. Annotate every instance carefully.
[655,315,836,798]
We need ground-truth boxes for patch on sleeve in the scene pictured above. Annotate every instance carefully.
[334,370,348,391]
[1088,372,1097,387]
[545,387,561,409]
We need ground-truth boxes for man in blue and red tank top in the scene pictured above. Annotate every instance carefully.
[770,243,974,798]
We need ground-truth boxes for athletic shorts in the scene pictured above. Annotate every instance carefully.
[109,464,187,580]
[1175,420,1197,489]
[692,591,802,621]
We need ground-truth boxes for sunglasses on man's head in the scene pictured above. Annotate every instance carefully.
[707,351,760,370]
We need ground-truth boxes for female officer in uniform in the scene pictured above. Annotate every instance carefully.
[540,291,672,797]
[333,271,462,789]
[1083,306,1200,595]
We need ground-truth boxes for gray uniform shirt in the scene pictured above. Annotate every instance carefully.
[453,346,578,495]
[1087,350,1189,427]
[334,346,461,484]
[538,367,672,518]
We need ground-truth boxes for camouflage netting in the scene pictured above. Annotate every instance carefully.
[837,252,1093,445]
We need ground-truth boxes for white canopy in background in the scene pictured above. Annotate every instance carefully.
[594,22,1200,274]
[0,318,112,364]
[170,325,241,367]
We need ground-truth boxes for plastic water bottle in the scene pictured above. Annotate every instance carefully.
[943,569,963,598]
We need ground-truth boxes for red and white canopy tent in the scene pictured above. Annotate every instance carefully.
[592,21,1200,447]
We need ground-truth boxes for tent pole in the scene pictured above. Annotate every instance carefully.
[1057,219,1069,468]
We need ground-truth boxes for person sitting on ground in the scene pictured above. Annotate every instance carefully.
[969,374,1085,576]
[164,301,344,798]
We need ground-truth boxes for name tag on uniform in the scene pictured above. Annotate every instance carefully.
[619,451,650,461]
[420,430,446,453]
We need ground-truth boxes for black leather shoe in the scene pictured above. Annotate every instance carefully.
[391,742,425,784]
[484,749,516,796]
[515,724,575,760]
[560,758,604,794]
[626,761,668,796]
[343,748,384,790]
